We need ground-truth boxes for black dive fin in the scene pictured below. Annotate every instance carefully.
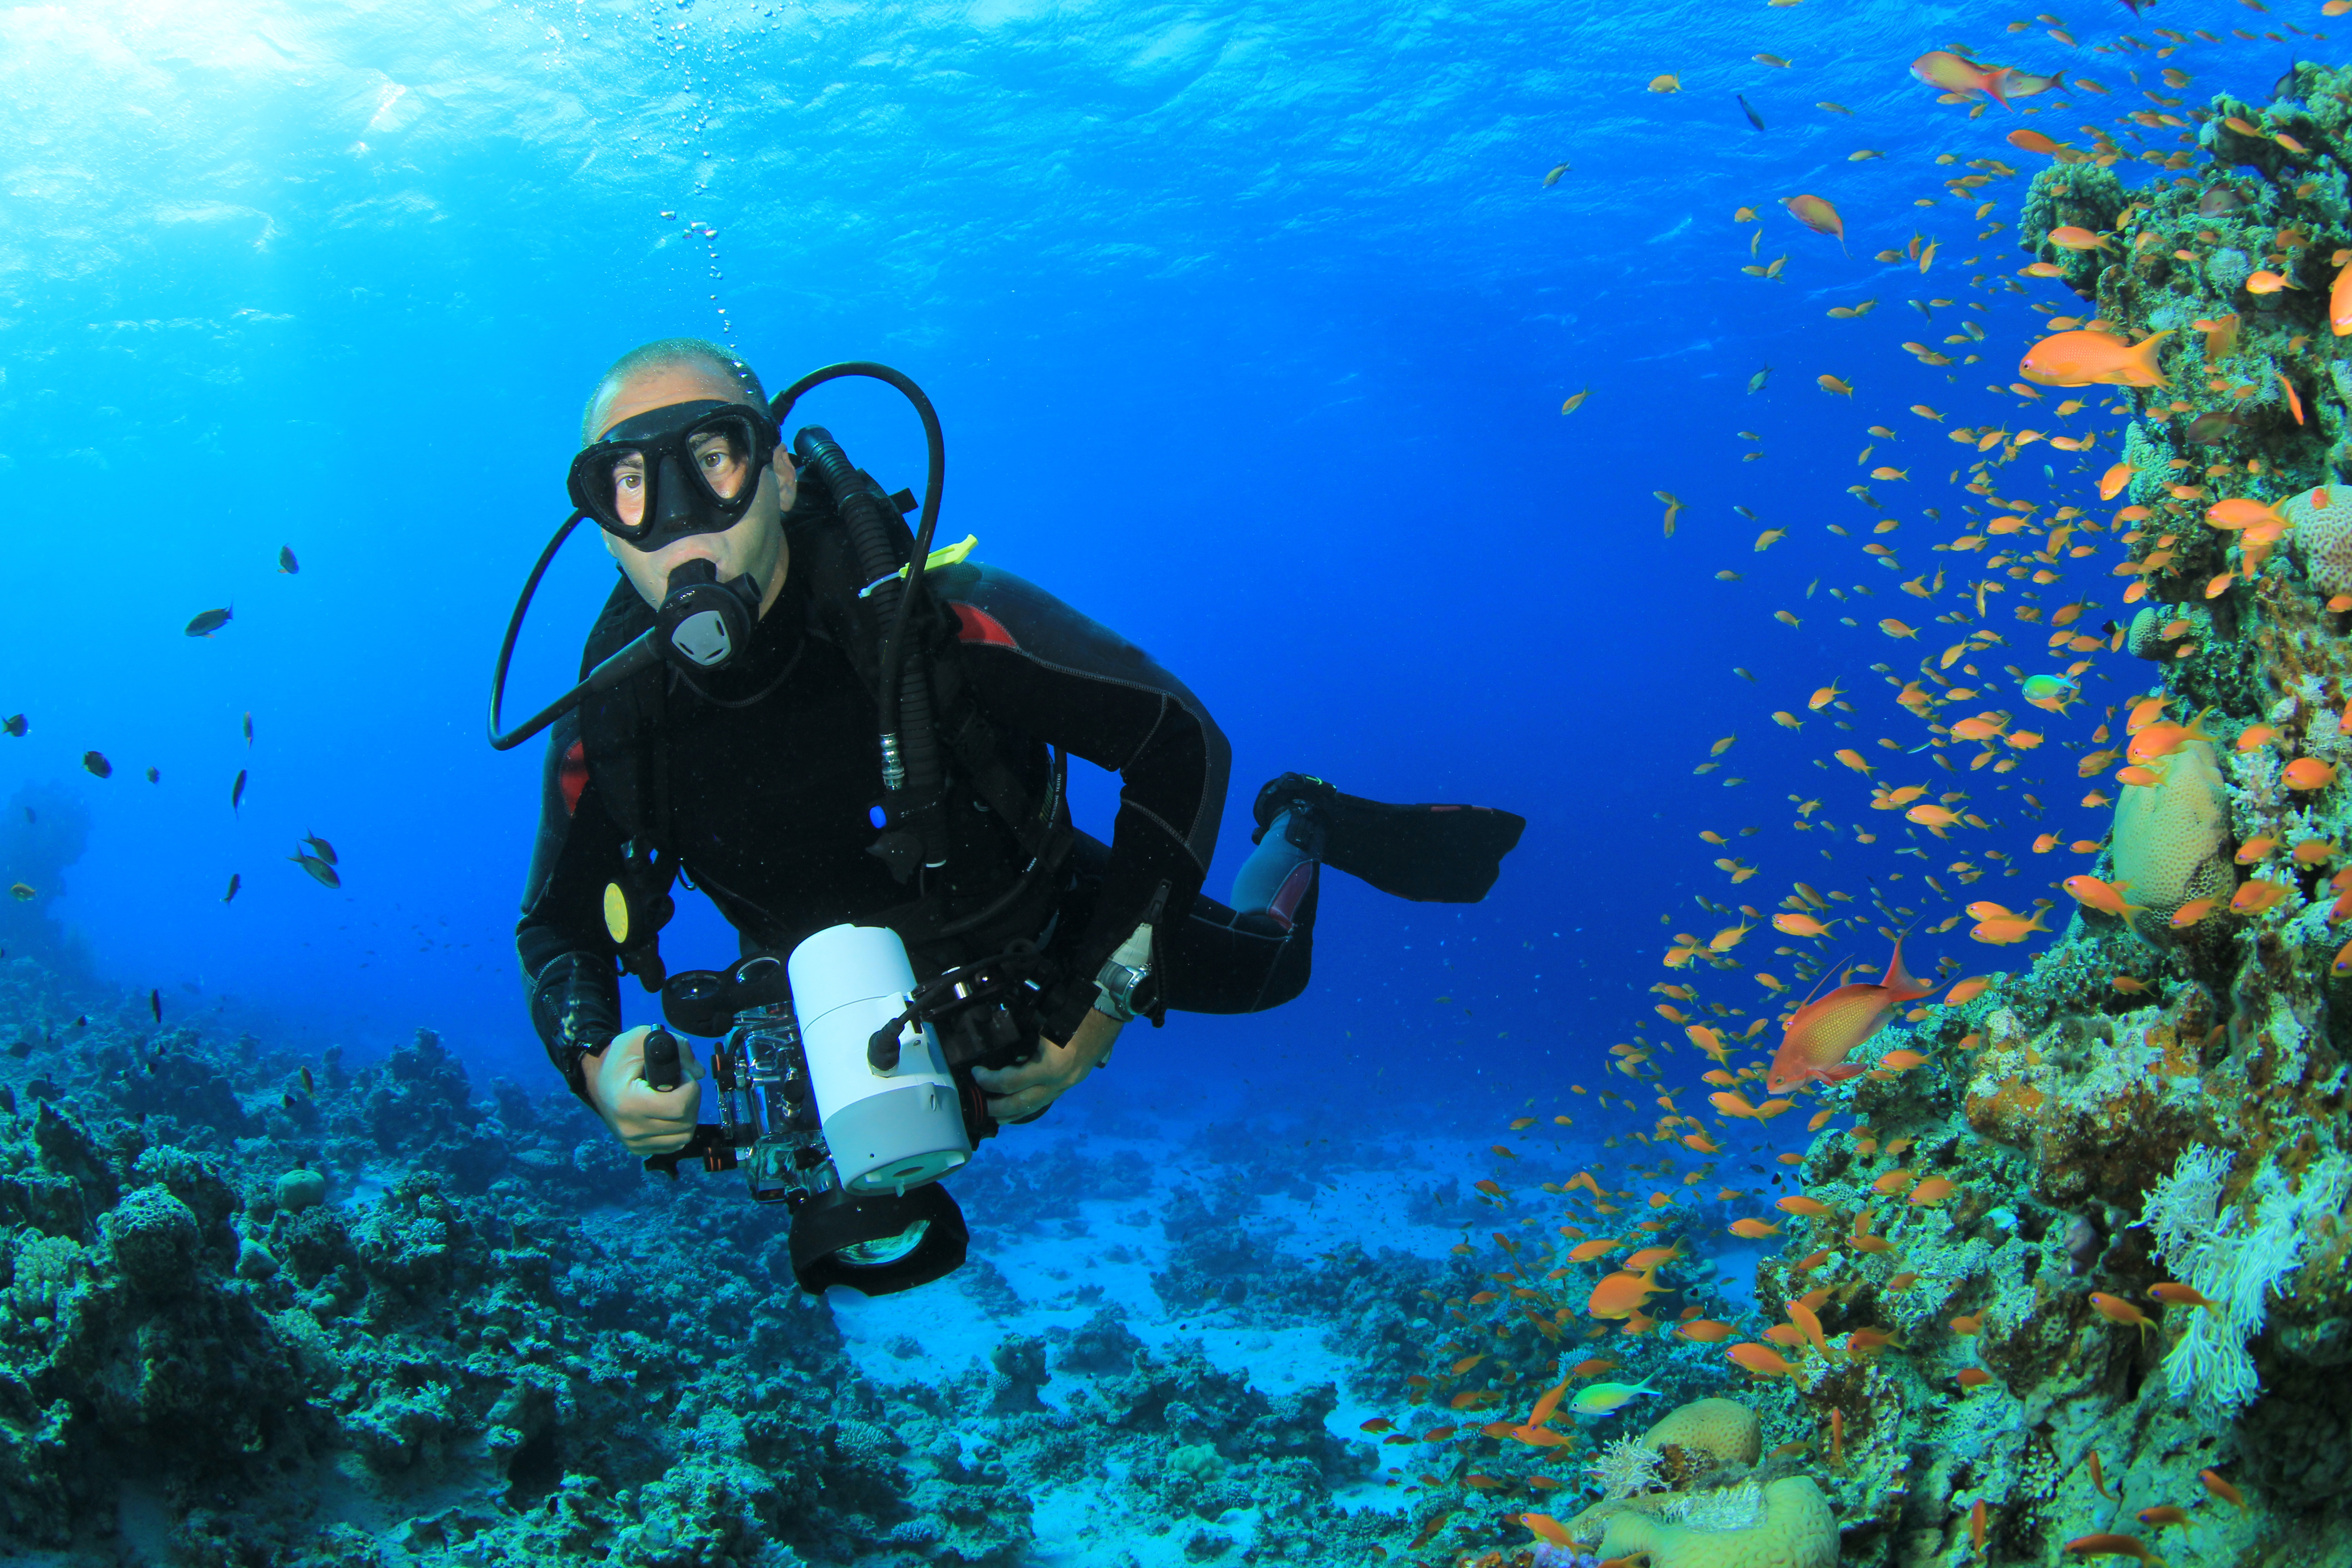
[1253,774,1525,903]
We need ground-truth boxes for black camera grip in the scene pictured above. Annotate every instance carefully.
[642,1029,683,1093]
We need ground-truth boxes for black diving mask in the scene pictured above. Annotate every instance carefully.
[567,399,781,551]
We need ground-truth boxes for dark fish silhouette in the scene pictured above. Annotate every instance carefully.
[1738,94,1765,131]
[22,808,32,824]
[7,884,31,903]
[300,1065,314,1094]
[2274,63,2300,101]
[149,989,161,1023]
[71,1015,84,1028]
[231,769,247,815]
[304,833,339,867]
[290,852,342,890]
[1747,365,1773,394]
[145,766,159,783]
[242,712,253,746]
[185,607,233,637]
[222,873,241,904]
[83,751,113,779]
[0,715,22,738]
[278,546,299,574]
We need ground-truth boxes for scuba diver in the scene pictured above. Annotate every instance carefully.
[502,338,1523,1289]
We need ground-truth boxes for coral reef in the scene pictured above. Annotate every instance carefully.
[0,956,1428,1564]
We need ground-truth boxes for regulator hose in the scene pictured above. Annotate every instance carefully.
[771,363,949,867]
[487,510,660,752]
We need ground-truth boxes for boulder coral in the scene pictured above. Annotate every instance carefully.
[2109,737,2232,927]
[1595,1477,1837,1568]
[1643,1395,1762,1479]
[2284,484,2352,600]
[1571,1476,1844,1568]
[1560,1400,1835,1568]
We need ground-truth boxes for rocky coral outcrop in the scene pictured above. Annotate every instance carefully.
[2112,738,2233,929]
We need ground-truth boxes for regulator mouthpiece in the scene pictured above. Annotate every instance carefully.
[658,558,763,671]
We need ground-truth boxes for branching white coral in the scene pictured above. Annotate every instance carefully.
[1582,1437,1663,1500]
[2140,1144,2352,1415]
[1662,1480,1764,1532]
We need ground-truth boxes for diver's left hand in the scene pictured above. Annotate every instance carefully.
[972,1008,1124,1123]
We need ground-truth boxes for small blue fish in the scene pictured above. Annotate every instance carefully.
[277,545,299,574]
[185,606,233,637]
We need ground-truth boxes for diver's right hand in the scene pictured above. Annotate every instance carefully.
[584,1025,703,1156]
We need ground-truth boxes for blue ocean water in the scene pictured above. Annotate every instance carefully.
[0,1,2307,1210]
[7,3,2342,1561]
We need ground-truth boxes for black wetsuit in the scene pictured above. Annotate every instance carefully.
[517,517,1317,1102]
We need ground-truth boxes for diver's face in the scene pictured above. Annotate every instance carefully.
[592,363,797,615]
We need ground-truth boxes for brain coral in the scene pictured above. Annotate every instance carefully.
[1597,1476,1837,1568]
[1643,1397,1762,1469]
[2284,485,2352,598]
[101,1186,203,1297]
[2112,738,2232,925]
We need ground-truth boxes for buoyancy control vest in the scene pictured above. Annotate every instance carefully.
[573,454,1076,990]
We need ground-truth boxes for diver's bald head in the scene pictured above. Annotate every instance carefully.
[581,337,767,445]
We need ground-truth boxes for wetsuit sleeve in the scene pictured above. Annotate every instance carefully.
[514,709,627,1103]
[938,566,1231,1041]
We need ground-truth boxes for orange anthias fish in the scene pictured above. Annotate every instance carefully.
[2090,1293,2156,1341]
[1764,936,1937,1093]
[2149,1281,2218,1313]
[2063,1535,2164,1565]
[1973,909,2049,945]
[2020,330,2173,389]
[1911,49,2011,105]
[1727,1342,1795,1378]
[1783,194,1847,255]
[1588,1269,1665,1320]
[2127,709,2215,766]
[2064,876,2145,919]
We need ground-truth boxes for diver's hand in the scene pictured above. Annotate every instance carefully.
[972,1008,1124,1123]
[584,1025,704,1156]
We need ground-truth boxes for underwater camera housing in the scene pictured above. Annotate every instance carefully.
[647,923,1056,1296]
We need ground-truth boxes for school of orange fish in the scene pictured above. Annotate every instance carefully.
[1382,15,2349,1563]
